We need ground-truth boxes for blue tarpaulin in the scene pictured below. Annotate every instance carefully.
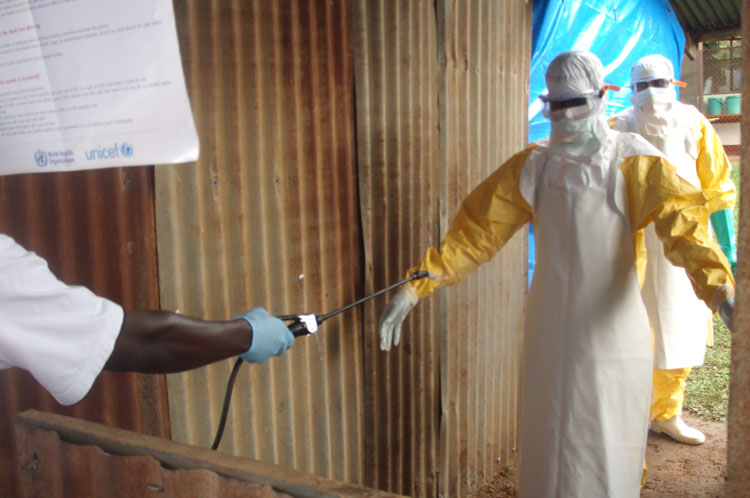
[527,0,686,284]
[529,0,686,143]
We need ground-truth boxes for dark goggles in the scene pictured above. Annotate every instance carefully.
[633,78,671,93]
[546,89,605,111]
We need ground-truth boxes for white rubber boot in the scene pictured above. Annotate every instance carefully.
[650,416,705,445]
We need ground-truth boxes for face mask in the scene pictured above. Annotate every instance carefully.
[550,114,606,155]
[630,86,676,114]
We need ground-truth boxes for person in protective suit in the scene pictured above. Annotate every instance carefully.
[378,51,735,498]
[611,54,737,445]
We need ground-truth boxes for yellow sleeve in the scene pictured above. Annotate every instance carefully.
[408,148,534,298]
[696,115,736,211]
[633,229,647,287]
[620,155,734,308]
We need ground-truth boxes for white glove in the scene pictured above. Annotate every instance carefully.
[379,285,419,351]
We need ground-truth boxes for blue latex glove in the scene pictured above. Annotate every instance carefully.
[235,307,294,363]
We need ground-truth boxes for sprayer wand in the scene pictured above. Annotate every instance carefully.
[277,270,430,337]
[210,270,430,450]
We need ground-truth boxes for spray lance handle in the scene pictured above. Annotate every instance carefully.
[277,270,431,338]
[276,314,319,337]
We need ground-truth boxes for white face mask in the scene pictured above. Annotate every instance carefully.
[631,86,678,137]
[550,114,606,155]
[630,86,676,114]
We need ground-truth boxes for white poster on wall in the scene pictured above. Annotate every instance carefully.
[0,0,199,175]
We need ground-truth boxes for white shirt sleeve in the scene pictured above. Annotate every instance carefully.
[0,234,124,405]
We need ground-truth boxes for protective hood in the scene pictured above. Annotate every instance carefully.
[545,52,609,154]
[544,51,604,101]
[630,54,675,87]
[630,55,679,137]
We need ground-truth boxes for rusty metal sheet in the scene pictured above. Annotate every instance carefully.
[355,0,531,496]
[0,167,169,498]
[159,0,363,486]
[14,409,407,498]
[352,1,441,496]
[437,3,531,495]
[726,1,750,494]
[353,1,440,496]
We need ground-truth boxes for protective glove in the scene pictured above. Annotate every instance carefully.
[379,285,419,351]
[710,209,737,276]
[235,307,294,363]
[718,298,734,333]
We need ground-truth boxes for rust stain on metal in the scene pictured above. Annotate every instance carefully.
[353,1,441,496]
[0,167,169,498]
[160,0,362,486]
[355,1,532,496]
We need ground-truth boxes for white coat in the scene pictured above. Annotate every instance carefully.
[614,104,714,368]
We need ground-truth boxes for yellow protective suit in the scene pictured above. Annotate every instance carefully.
[408,148,732,304]
[405,130,733,498]
[612,103,736,422]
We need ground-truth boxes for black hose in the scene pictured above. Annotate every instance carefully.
[211,357,244,450]
[210,270,429,450]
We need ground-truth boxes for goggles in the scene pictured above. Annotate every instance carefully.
[540,88,605,122]
[540,84,619,122]
[632,78,687,93]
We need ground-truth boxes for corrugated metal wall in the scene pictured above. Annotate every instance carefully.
[355,1,531,496]
[0,1,530,496]
[436,2,530,496]
[160,1,531,496]
[0,167,170,498]
[159,0,363,486]
[352,1,441,496]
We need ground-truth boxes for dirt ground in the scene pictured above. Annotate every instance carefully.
[469,412,726,497]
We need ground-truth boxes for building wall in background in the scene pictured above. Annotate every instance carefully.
[681,50,741,157]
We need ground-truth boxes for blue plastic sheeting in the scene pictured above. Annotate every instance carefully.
[527,0,685,286]
[529,0,685,144]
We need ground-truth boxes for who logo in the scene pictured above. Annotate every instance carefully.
[34,150,48,168]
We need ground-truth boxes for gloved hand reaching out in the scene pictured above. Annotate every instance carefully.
[236,307,295,363]
[379,285,419,351]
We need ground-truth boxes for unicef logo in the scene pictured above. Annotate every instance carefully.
[34,150,48,168]
[120,142,134,157]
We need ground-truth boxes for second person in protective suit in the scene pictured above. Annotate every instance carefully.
[611,54,737,445]
[378,51,735,498]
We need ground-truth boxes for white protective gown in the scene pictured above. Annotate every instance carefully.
[613,103,728,368]
[517,131,652,497]
[406,122,732,497]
